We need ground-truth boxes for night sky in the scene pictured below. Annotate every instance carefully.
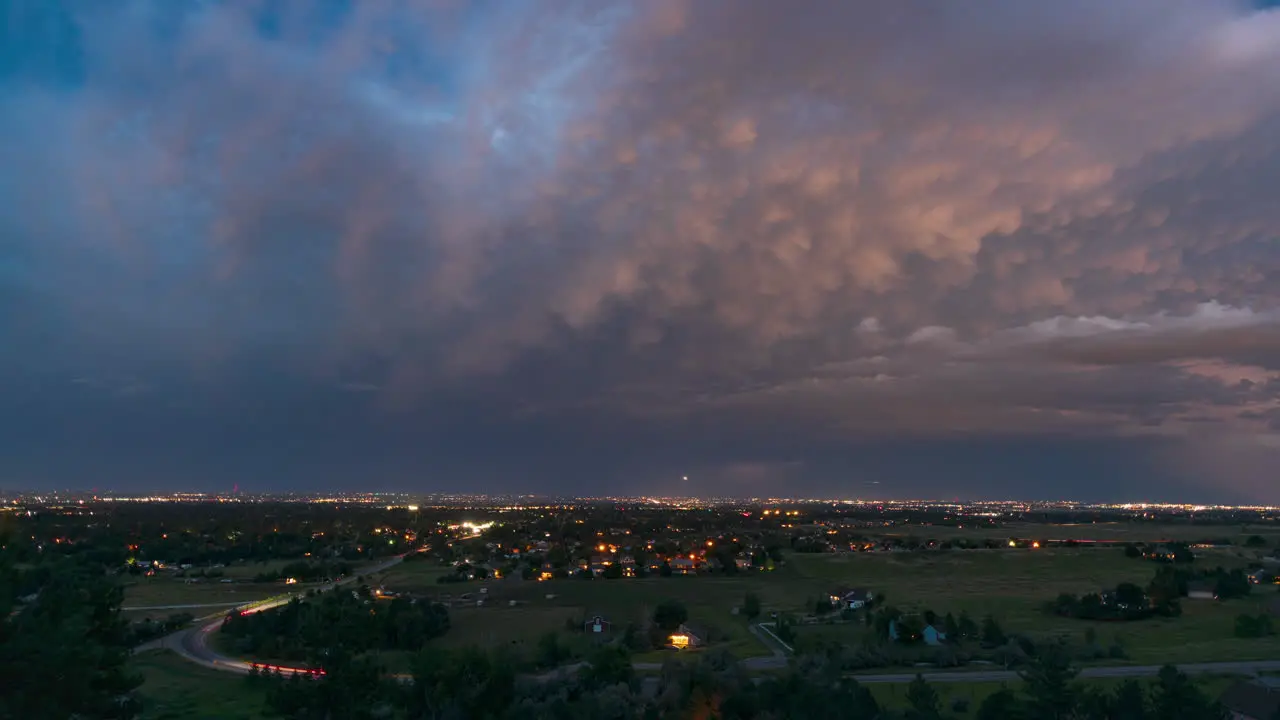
[2,1,1279,502]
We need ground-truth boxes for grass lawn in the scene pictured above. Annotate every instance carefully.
[215,559,297,581]
[437,605,581,650]
[466,570,815,658]
[123,579,285,608]
[364,558,455,591]
[195,547,1280,671]
[359,567,818,660]
[133,650,268,720]
[787,548,1280,664]
[864,675,1243,716]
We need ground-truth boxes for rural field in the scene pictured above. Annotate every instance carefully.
[132,650,268,720]
[359,544,1280,666]
[366,559,823,659]
[122,557,392,610]
[787,547,1280,664]
[866,674,1245,717]
[122,581,282,610]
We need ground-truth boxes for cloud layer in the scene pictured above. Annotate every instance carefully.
[2,1,1279,499]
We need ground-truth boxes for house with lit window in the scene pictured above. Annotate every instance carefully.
[829,588,873,610]
[670,622,708,649]
[670,557,698,574]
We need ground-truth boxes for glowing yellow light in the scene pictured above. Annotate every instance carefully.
[670,634,690,649]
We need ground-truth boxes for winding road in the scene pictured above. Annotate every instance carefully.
[138,552,411,674]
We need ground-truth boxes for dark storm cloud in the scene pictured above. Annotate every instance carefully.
[3,0,1280,500]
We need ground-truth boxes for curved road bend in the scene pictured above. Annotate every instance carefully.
[140,552,412,668]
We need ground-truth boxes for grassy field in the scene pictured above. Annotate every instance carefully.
[133,650,268,720]
[122,579,283,608]
[788,548,1280,664]
[123,557,396,608]
[204,546,1280,668]
[365,558,455,590]
[364,561,827,659]
[356,548,1280,665]
[865,675,1243,716]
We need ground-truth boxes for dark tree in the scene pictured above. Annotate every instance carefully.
[942,612,960,639]
[1018,643,1079,720]
[905,674,943,720]
[981,615,1007,646]
[976,687,1022,720]
[0,567,142,719]
[580,645,633,689]
[1115,582,1147,607]
[653,599,689,631]
[1151,665,1221,720]
[1110,678,1151,720]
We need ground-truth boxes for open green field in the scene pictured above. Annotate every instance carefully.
[122,579,283,608]
[124,558,393,608]
[865,675,1243,715]
[365,562,829,659]
[213,559,298,581]
[357,548,1280,665]
[133,650,268,720]
[366,558,455,590]
[788,548,1280,664]
[216,547,1280,668]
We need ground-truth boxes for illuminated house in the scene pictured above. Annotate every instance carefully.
[670,557,698,575]
[829,588,873,610]
[669,622,707,649]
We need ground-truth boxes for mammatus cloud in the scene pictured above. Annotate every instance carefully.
[2,1,1279,499]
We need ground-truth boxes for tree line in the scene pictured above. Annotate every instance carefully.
[242,639,1227,719]
[221,589,450,663]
